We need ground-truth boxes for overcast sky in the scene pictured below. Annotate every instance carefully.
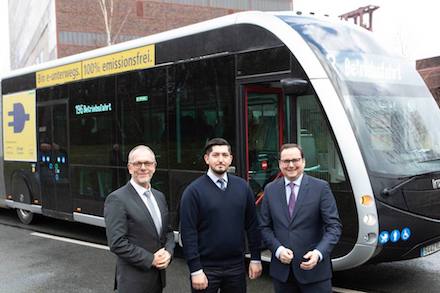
[0,0,439,76]
[294,0,440,61]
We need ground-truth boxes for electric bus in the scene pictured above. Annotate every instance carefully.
[1,11,440,271]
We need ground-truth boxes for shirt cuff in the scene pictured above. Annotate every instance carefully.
[314,249,323,262]
[275,246,285,259]
[191,269,204,276]
[250,260,261,264]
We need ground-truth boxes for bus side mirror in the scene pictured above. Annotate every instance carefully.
[281,78,309,96]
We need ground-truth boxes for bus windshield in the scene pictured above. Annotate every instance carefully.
[281,15,440,176]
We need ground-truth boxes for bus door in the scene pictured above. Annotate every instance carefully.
[245,85,283,199]
[38,101,71,215]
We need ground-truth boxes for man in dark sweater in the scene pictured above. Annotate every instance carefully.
[180,138,262,293]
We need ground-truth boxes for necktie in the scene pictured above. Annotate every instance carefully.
[218,179,226,191]
[144,191,162,235]
[288,182,296,218]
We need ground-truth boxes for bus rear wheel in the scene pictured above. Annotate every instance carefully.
[16,208,34,225]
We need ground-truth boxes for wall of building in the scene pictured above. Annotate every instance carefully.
[417,56,440,107]
[8,0,291,69]
[157,0,291,10]
[55,0,242,58]
[8,0,57,69]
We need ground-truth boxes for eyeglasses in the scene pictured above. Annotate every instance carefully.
[280,158,302,165]
[130,161,156,168]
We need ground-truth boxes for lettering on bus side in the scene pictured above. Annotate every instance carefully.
[75,103,112,115]
[432,178,440,189]
[36,44,155,88]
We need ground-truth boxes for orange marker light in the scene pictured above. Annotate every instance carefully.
[361,195,374,206]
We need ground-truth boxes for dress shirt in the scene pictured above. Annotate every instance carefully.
[284,174,303,205]
[207,169,228,190]
[130,178,162,231]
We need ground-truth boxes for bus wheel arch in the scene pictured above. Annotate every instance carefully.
[11,171,36,225]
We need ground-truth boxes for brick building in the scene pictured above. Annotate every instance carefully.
[8,0,292,70]
[417,56,440,107]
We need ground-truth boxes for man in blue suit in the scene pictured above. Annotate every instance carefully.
[260,143,342,293]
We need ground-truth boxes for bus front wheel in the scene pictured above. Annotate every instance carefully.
[11,174,36,225]
[16,208,34,225]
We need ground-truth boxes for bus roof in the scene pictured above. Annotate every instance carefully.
[2,11,339,81]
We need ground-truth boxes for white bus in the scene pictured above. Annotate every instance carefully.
[1,11,440,270]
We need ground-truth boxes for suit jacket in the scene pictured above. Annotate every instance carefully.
[104,182,175,293]
[260,175,342,285]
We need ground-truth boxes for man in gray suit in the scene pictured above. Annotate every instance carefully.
[104,145,175,293]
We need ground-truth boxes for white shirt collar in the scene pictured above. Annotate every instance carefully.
[207,168,228,184]
[130,178,151,196]
[284,173,304,187]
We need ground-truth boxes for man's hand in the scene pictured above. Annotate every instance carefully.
[248,262,262,279]
[278,247,294,264]
[152,248,171,270]
[300,250,319,270]
[191,272,209,290]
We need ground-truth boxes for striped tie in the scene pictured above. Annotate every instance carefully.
[288,182,296,218]
[218,179,226,191]
[144,191,162,235]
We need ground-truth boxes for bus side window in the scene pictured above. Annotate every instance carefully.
[169,56,235,170]
[297,95,346,184]
[117,68,167,167]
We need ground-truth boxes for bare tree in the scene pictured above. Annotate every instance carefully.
[98,0,113,46]
[98,0,132,46]
[394,26,409,58]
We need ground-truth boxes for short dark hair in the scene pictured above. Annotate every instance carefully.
[279,143,304,158]
[204,138,232,154]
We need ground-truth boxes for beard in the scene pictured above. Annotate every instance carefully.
[211,166,227,175]
[134,174,152,187]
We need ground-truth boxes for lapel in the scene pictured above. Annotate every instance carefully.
[290,174,309,223]
[274,178,291,224]
[127,183,161,239]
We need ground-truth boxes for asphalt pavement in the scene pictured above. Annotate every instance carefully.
[2,208,440,293]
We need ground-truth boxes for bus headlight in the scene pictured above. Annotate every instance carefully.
[363,213,377,226]
[363,232,377,244]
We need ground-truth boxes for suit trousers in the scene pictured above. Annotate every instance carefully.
[191,262,246,293]
[116,266,162,293]
[272,269,332,293]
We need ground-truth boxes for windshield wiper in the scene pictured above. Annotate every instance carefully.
[418,157,440,163]
[381,176,418,196]
[381,171,440,196]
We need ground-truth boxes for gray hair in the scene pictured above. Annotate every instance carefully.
[128,145,156,163]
